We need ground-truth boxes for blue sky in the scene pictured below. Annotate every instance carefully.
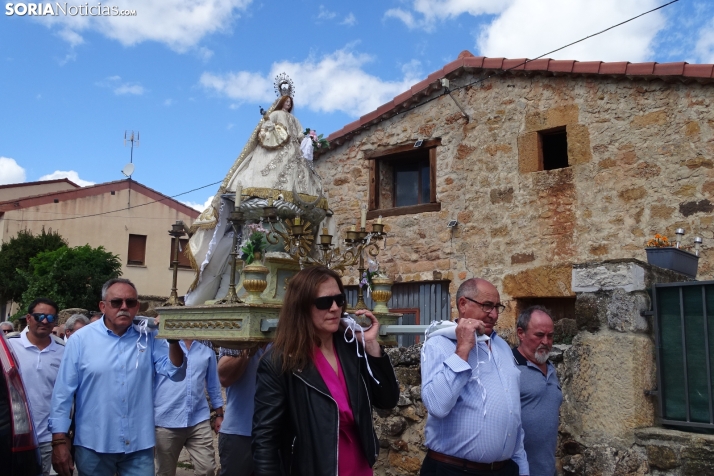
[2,0,714,210]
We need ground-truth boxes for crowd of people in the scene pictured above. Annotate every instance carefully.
[4,270,563,476]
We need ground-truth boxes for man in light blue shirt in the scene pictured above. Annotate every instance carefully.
[421,278,528,476]
[154,339,224,476]
[49,278,186,476]
[8,297,64,476]
[513,306,562,476]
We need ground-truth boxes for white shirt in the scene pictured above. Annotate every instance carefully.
[9,328,65,443]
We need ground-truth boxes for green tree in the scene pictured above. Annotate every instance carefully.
[0,228,67,303]
[18,244,122,312]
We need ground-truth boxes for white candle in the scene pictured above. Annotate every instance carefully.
[377,215,382,225]
[234,181,242,209]
[360,205,367,229]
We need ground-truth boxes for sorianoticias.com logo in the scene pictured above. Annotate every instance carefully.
[5,3,137,16]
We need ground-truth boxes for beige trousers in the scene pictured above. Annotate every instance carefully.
[155,420,216,476]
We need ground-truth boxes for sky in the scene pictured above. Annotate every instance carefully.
[2,0,714,211]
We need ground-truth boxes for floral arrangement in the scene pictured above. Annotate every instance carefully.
[359,259,381,294]
[240,223,269,264]
[646,233,671,248]
[303,128,329,149]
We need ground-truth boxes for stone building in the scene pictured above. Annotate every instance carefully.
[313,52,714,475]
[0,179,199,313]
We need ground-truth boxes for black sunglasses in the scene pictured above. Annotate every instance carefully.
[105,298,139,309]
[30,313,58,323]
[314,294,346,310]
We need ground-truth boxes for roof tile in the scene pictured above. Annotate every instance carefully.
[463,56,485,68]
[683,64,714,78]
[502,58,528,71]
[524,58,551,71]
[442,58,464,76]
[549,60,575,73]
[599,62,629,75]
[482,57,505,69]
[572,61,602,74]
[653,62,687,76]
[410,77,434,95]
[626,62,656,75]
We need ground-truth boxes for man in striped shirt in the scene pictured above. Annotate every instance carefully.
[420,278,528,476]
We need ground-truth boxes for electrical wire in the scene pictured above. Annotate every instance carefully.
[1,179,222,222]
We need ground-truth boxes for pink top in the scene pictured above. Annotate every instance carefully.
[314,347,373,476]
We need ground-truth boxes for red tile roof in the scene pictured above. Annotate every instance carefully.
[0,179,199,218]
[0,178,80,190]
[322,50,714,149]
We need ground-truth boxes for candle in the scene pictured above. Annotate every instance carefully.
[351,224,356,231]
[360,205,367,229]
[377,215,382,225]
[322,228,328,235]
[294,216,301,225]
[234,181,242,208]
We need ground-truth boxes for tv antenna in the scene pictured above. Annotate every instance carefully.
[123,130,139,177]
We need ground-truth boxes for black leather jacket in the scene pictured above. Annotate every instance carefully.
[252,333,400,476]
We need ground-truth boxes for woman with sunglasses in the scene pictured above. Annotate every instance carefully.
[252,266,399,476]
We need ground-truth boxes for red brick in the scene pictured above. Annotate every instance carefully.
[599,62,629,74]
[683,64,714,78]
[549,60,575,73]
[626,62,656,75]
[653,62,686,76]
[572,61,602,74]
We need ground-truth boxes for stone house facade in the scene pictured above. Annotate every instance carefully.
[313,52,714,475]
[315,50,714,331]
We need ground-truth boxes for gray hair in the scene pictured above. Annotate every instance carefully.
[101,278,137,300]
[516,305,554,332]
[65,314,90,331]
[0,321,13,331]
[455,278,480,303]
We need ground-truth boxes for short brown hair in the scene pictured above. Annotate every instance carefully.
[271,266,345,373]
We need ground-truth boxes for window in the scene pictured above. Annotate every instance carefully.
[127,234,147,266]
[367,139,441,219]
[540,127,568,170]
[169,238,191,269]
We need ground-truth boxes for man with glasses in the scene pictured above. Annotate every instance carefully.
[0,321,13,334]
[50,278,186,476]
[420,278,528,476]
[8,297,65,475]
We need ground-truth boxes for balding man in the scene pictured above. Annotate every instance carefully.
[420,278,528,476]
[1,321,13,335]
[513,306,562,476]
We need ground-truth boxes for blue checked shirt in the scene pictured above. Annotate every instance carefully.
[154,340,223,428]
[49,318,186,453]
[421,332,529,475]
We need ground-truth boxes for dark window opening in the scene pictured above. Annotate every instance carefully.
[390,150,431,208]
[127,234,147,266]
[541,128,569,170]
[169,238,191,269]
[515,296,576,344]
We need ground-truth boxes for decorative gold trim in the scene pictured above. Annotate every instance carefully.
[242,187,329,209]
[164,320,243,330]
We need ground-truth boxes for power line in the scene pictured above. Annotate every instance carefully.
[1,180,221,222]
[377,0,680,121]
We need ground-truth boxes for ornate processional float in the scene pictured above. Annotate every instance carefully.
[156,75,401,350]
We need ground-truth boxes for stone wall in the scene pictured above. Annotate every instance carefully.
[314,69,714,312]
[373,260,714,475]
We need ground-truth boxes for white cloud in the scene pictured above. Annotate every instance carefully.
[96,76,146,96]
[341,13,357,26]
[0,157,27,185]
[477,0,666,62]
[164,99,174,106]
[41,0,252,53]
[317,5,337,21]
[385,0,667,62]
[183,195,214,211]
[385,0,509,30]
[56,28,84,47]
[695,17,714,63]
[200,47,422,116]
[114,84,145,95]
[39,171,95,187]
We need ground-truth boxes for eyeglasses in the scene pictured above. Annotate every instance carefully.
[314,294,346,310]
[30,313,58,323]
[2,328,11,334]
[105,298,139,309]
[463,297,506,315]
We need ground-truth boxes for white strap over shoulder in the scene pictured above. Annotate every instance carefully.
[341,313,379,385]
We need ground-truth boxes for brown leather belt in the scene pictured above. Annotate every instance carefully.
[427,449,508,471]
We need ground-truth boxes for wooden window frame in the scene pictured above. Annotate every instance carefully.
[367,139,441,219]
[127,234,147,267]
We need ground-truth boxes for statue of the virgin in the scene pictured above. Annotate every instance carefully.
[185,74,328,305]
